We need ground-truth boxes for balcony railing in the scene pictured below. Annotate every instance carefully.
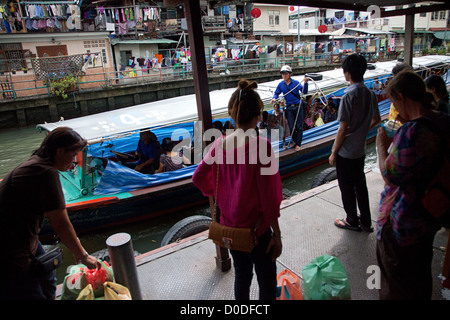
[0,50,412,101]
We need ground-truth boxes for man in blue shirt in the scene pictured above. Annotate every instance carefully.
[133,129,160,173]
[271,65,309,151]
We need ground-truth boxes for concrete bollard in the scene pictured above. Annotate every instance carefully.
[106,232,142,300]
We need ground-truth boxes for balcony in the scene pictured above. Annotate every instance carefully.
[202,16,227,33]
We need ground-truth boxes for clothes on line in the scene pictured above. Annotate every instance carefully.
[0,3,82,33]
[96,6,159,24]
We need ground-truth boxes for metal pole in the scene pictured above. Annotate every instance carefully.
[297,6,300,45]
[106,233,142,300]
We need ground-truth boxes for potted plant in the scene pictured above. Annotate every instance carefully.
[11,69,16,74]
[22,67,28,74]
[49,74,78,99]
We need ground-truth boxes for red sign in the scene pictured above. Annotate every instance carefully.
[289,6,295,12]
[318,25,328,33]
[251,8,261,19]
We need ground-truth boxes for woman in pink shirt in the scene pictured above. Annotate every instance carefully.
[193,79,283,300]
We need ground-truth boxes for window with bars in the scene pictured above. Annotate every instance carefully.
[0,43,26,72]
[83,40,107,49]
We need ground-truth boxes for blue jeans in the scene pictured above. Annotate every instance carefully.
[2,243,57,300]
[229,229,277,300]
[285,104,303,146]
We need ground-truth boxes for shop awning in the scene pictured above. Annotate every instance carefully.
[433,31,450,41]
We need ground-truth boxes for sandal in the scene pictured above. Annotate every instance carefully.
[334,218,361,231]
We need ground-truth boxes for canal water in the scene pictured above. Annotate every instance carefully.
[0,125,378,284]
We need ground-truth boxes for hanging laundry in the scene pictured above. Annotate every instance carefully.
[267,44,278,54]
[116,9,120,22]
[334,16,345,24]
[117,22,127,34]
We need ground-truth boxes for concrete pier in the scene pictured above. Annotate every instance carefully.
[131,170,449,300]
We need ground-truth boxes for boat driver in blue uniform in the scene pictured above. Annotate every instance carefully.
[271,65,309,151]
[131,129,160,174]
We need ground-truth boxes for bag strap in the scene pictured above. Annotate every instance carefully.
[283,81,301,100]
[212,140,263,231]
[213,162,220,222]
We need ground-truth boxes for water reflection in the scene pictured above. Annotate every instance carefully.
[0,126,44,179]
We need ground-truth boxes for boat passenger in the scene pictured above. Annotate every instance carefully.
[324,97,338,123]
[213,120,224,134]
[273,102,289,146]
[130,129,160,174]
[193,79,283,300]
[313,112,325,127]
[304,98,323,130]
[324,103,338,123]
[0,127,101,300]
[312,97,324,118]
[267,113,284,142]
[223,120,234,133]
[156,138,188,173]
[257,110,269,130]
[211,120,225,144]
[424,74,450,114]
[372,77,382,94]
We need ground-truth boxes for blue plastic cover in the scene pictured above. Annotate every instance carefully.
[94,160,198,195]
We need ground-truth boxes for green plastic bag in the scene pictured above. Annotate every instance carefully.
[301,254,351,300]
[61,265,88,300]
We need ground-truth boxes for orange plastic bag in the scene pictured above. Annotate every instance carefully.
[276,269,303,300]
[61,260,113,300]
[82,260,113,297]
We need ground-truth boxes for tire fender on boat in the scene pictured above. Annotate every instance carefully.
[311,167,337,189]
[305,73,323,81]
[160,215,212,247]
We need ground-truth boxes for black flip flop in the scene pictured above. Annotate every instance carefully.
[360,224,374,232]
[334,218,361,231]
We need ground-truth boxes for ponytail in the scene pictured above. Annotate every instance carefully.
[228,79,264,127]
